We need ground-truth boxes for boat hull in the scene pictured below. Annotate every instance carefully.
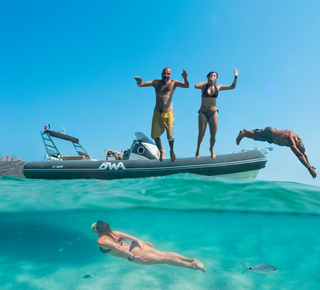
[23,150,267,180]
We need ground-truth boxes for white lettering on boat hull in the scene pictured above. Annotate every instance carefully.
[98,162,126,170]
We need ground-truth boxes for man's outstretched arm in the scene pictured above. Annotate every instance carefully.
[134,77,155,87]
[290,146,317,178]
[174,70,189,88]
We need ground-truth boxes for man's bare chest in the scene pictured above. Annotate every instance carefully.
[155,83,174,95]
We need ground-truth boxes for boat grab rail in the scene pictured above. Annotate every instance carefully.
[233,147,273,155]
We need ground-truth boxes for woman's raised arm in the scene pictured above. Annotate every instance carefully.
[194,81,208,89]
[217,68,238,91]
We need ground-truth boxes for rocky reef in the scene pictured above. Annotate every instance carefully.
[0,156,27,177]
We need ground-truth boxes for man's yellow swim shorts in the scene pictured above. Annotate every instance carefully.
[151,109,174,141]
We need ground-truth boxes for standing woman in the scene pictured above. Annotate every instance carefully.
[195,68,239,159]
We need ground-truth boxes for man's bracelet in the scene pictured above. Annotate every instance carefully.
[308,166,311,171]
[128,255,135,262]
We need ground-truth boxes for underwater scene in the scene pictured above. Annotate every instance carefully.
[1,174,320,289]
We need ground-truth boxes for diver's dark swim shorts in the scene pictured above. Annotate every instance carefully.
[253,126,276,144]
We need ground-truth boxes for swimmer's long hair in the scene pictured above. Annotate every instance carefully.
[95,221,118,242]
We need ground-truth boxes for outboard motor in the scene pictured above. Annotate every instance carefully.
[124,132,160,160]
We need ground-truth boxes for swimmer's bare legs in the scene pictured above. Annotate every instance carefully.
[164,256,205,272]
[159,256,205,272]
[192,258,206,273]
[236,129,255,145]
[142,244,194,262]
[129,243,206,272]
[140,242,206,273]
[164,252,206,273]
[134,250,206,272]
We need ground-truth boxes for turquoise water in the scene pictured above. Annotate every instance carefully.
[1,174,320,289]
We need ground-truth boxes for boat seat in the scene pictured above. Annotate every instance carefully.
[62,155,86,160]
[105,149,123,160]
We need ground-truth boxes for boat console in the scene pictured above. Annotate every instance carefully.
[105,132,160,161]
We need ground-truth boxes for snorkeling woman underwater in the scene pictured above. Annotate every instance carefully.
[91,221,206,272]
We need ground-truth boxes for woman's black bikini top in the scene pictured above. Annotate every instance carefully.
[202,84,218,98]
[100,237,124,254]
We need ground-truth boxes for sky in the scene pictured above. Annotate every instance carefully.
[0,0,319,186]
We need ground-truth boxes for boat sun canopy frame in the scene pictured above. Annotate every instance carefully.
[41,130,92,161]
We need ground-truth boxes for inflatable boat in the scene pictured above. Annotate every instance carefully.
[23,130,270,180]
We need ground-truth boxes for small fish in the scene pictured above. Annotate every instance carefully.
[83,274,95,279]
[243,263,278,274]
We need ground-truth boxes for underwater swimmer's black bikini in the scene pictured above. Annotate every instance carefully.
[99,238,141,256]
[129,241,141,252]
[100,237,124,254]
[100,247,112,254]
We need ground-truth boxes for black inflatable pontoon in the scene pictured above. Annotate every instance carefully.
[23,130,269,180]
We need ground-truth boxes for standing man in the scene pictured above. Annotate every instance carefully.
[134,68,189,162]
[236,126,317,178]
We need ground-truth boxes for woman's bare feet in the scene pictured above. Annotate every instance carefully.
[195,147,200,159]
[209,147,216,159]
[192,259,206,273]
